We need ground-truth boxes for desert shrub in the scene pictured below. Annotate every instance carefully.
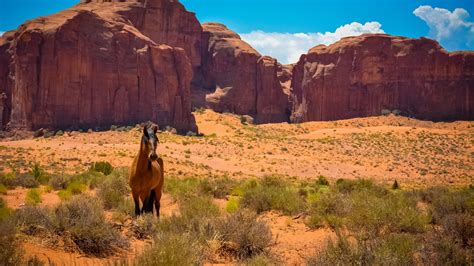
[131,214,159,239]
[226,196,240,213]
[421,232,471,265]
[134,232,201,265]
[199,176,239,199]
[216,209,272,259]
[316,175,329,186]
[14,205,52,235]
[31,163,49,185]
[164,177,200,199]
[157,196,219,242]
[97,168,130,209]
[309,231,419,265]
[0,217,23,265]
[241,176,305,215]
[91,161,113,176]
[244,254,276,265]
[0,198,12,220]
[0,184,7,195]
[335,178,386,196]
[346,190,427,236]
[53,196,128,256]
[26,188,42,205]
[48,174,70,190]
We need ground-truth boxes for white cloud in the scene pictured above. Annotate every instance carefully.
[0,32,4,37]
[413,5,474,50]
[240,22,385,64]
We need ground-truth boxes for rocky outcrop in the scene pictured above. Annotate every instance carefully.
[291,34,474,122]
[0,0,198,131]
[200,23,289,123]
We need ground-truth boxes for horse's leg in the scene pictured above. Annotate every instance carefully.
[153,187,163,217]
[145,190,156,214]
[141,190,154,214]
[132,190,140,216]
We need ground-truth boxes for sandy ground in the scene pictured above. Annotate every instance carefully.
[1,110,473,264]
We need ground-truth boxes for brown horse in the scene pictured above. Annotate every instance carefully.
[129,122,164,216]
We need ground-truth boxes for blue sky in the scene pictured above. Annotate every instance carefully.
[0,0,472,63]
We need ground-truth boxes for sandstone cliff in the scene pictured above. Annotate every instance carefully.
[0,0,198,131]
[291,34,474,122]
[199,23,289,123]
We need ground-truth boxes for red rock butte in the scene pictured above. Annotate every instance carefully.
[0,0,473,131]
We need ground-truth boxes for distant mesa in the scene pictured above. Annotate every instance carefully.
[0,0,472,131]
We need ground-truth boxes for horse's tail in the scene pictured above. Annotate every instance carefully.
[146,189,156,213]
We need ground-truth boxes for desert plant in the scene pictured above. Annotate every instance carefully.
[31,163,49,185]
[199,176,239,199]
[241,176,305,215]
[53,196,128,256]
[216,209,272,259]
[26,188,42,205]
[92,161,113,176]
[0,198,12,220]
[97,168,130,209]
[316,175,330,186]
[134,232,201,265]
[0,217,23,265]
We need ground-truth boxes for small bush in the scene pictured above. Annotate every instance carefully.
[0,184,7,195]
[241,176,306,215]
[26,188,42,205]
[92,161,113,176]
[164,177,200,199]
[31,163,49,185]
[199,176,239,199]
[53,196,128,256]
[0,198,12,220]
[317,175,329,186]
[134,232,201,265]
[132,214,159,240]
[49,174,70,190]
[97,168,130,209]
[14,205,52,235]
[0,217,23,265]
[216,209,272,259]
[226,196,240,213]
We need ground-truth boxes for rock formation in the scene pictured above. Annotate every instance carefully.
[0,0,199,131]
[291,34,474,122]
[199,23,289,123]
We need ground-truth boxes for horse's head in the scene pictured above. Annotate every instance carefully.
[142,122,159,161]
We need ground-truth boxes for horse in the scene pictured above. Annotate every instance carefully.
[129,122,164,217]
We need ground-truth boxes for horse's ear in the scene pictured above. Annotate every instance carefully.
[143,124,149,138]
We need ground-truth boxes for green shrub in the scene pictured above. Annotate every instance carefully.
[49,174,70,190]
[31,163,49,185]
[57,189,72,201]
[164,177,200,200]
[0,184,7,195]
[26,188,42,205]
[53,196,128,256]
[199,176,239,199]
[316,175,329,186]
[216,209,272,259]
[134,232,201,265]
[157,196,219,242]
[241,176,305,215]
[92,161,113,176]
[132,214,159,240]
[97,168,130,209]
[0,217,23,265]
[226,196,240,213]
[0,198,12,220]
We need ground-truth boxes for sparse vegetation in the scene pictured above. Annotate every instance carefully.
[97,168,130,209]
[25,188,42,205]
[92,161,113,176]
